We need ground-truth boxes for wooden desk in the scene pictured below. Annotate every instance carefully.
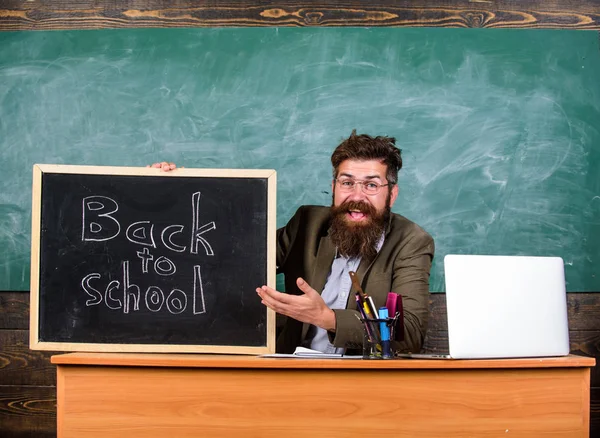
[52,353,595,437]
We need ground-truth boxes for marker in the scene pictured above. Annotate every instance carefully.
[378,307,392,359]
[385,292,399,341]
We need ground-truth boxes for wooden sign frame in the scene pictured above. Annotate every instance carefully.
[30,164,276,354]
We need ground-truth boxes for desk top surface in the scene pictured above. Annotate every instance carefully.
[51,353,595,369]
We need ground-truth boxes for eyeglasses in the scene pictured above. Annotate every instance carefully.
[334,178,391,195]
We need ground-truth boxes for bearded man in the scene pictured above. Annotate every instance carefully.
[256,130,435,354]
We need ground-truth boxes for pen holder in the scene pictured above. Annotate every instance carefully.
[360,315,399,360]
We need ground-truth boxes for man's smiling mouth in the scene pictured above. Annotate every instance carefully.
[347,209,367,221]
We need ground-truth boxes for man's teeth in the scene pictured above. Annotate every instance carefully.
[349,210,366,219]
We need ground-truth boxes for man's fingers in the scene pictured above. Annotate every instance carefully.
[296,277,317,296]
[257,291,278,310]
[148,162,177,171]
[256,286,291,309]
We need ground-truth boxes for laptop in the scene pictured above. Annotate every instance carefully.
[400,255,570,360]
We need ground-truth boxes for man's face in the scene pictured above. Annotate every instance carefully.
[332,159,398,219]
[328,159,399,259]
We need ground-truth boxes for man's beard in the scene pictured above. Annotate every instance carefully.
[329,199,390,260]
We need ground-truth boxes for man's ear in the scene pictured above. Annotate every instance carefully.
[389,184,399,208]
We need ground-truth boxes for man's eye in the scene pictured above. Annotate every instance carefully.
[365,182,378,190]
[341,181,354,187]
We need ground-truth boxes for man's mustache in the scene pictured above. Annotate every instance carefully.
[335,200,376,215]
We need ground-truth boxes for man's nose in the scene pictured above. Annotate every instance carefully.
[348,183,367,200]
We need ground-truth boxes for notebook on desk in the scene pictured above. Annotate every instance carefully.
[400,254,570,360]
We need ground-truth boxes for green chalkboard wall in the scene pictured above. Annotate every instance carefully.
[1,27,599,292]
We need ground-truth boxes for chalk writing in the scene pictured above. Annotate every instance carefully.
[81,192,214,315]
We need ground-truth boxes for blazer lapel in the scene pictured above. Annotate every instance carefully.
[355,254,375,287]
[311,234,336,293]
[355,215,393,287]
[348,252,376,309]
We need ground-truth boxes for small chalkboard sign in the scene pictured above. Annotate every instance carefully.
[30,164,276,354]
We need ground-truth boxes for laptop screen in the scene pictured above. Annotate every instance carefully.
[443,255,570,359]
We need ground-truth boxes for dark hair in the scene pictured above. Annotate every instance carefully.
[331,130,402,185]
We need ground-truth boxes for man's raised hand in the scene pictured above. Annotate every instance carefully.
[256,277,336,331]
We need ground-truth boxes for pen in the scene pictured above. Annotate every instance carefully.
[355,293,375,342]
[357,297,381,343]
[361,299,375,319]
[349,271,381,343]
[365,296,378,322]
[363,303,381,343]
[356,293,380,342]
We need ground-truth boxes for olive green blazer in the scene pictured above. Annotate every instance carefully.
[275,205,435,354]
